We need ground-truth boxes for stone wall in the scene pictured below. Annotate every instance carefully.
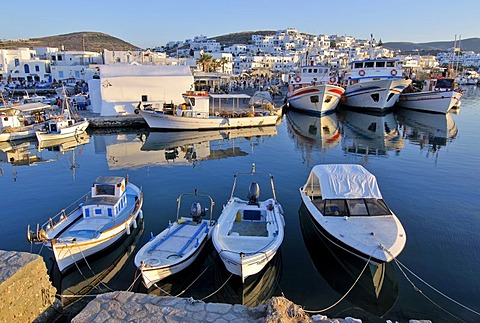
[0,250,57,322]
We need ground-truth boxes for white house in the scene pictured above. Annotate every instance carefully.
[88,64,194,116]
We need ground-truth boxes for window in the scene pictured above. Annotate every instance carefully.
[141,95,148,102]
[95,184,115,195]
[14,58,19,67]
[24,64,30,73]
[85,209,90,217]
[386,61,395,67]
[347,199,368,215]
[310,95,319,103]
[324,200,348,216]
[365,199,391,215]
[365,62,374,68]
[107,208,113,217]
[57,55,63,61]
[375,62,385,68]
[354,62,363,69]
[95,208,102,215]
[35,65,40,72]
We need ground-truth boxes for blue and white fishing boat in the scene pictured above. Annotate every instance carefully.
[134,190,216,288]
[27,176,143,272]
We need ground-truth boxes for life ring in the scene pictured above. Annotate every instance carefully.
[358,70,365,76]
[294,76,301,82]
[391,69,398,76]
[329,76,336,83]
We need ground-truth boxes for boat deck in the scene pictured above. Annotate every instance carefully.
[230,221,268,237]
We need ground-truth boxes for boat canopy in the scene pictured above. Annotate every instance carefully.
[310,164,383,199]
[11,102,51,113]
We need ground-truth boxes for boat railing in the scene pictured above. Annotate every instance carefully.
[27,191,89,243]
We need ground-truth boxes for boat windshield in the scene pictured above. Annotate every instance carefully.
[320,198,391,216]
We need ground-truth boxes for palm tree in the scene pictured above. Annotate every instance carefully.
[197,53,213,72]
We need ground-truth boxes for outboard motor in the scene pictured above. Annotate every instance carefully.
[247,182,260,205]
[191,202,205,223]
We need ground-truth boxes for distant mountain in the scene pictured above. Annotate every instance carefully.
[0,32,140,52]
[383,38,480,53]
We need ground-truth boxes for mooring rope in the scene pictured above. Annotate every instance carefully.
[303,251,373,314]
[200,273,233,301]
[379,245,479,321]
[175,265,211,297]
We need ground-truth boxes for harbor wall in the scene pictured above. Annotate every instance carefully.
[0,250,58,322]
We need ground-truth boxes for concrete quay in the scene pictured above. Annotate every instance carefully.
[71,291,353,323]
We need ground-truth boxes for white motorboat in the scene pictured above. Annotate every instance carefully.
[340,58,411,111]
[300,164,406,264]
[0,102,52,142]
[212,164,285,282]
[134,190,216,288]
[397,78,462,114]
[286,64,345,115]
[27,176,143,272]
[139,91,281,130]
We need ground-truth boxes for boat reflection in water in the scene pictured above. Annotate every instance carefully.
[338,108,404,157]
[396,109,458,162]
[286,110,341,165]
[37,131,90,152]
[299,203,398,318]
[94,127,277,170]
[212,250,282,306]
[49,217,144,306]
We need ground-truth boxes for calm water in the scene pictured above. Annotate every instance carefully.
[1,87,480,322]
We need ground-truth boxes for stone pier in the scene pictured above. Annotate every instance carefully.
[0,250,58,322]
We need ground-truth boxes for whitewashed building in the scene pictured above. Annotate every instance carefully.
[88,64,194,116]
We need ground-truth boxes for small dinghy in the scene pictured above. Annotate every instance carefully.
[212,163,285,282]
[135,190,216,289]
[27,175,143,272]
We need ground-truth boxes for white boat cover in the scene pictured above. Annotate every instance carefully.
[311,164,383,199]
[10,102,51,113]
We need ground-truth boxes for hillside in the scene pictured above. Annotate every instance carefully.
[0,32,140,52]
[210,30,277,46]
[384,38,480,53]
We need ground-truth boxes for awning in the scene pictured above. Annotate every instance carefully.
[311,164,383,199]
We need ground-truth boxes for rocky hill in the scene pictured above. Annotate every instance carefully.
[210,30,277,46]
[0,32,140,52]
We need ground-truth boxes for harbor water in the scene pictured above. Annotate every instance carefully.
[1,87,479,322]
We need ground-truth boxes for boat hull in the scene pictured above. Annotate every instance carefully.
[342,78,411,110]
[286,84,344,115]
[299,184,406,264]
[139,110,279,130]
[212,198,285,282]
[36,120,89,142]
[397,90,462,114]
[134,218,214,288]
[0,123,46,142]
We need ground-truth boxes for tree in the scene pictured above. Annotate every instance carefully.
[378,39,383,47]
[218,57,229,73]
[197,53,213,72]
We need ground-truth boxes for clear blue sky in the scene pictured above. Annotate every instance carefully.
[3,0,479,49]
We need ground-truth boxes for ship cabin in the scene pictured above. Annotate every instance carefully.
[82,176,127,219]
[176,92,210,118]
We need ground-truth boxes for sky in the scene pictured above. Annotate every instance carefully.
[3,0,479,49]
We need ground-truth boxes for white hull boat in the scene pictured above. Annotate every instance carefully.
[212,164,285,282]
[0,102,52,142]
[287,64,345,115]
[300,164,406,264]
[135,190,216,288]
[27,176,143,272]
[36,119,89,142]
[342,78,411,110]
[397,78,462,114]
[139,91,281,130]
[340,48,411,110]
